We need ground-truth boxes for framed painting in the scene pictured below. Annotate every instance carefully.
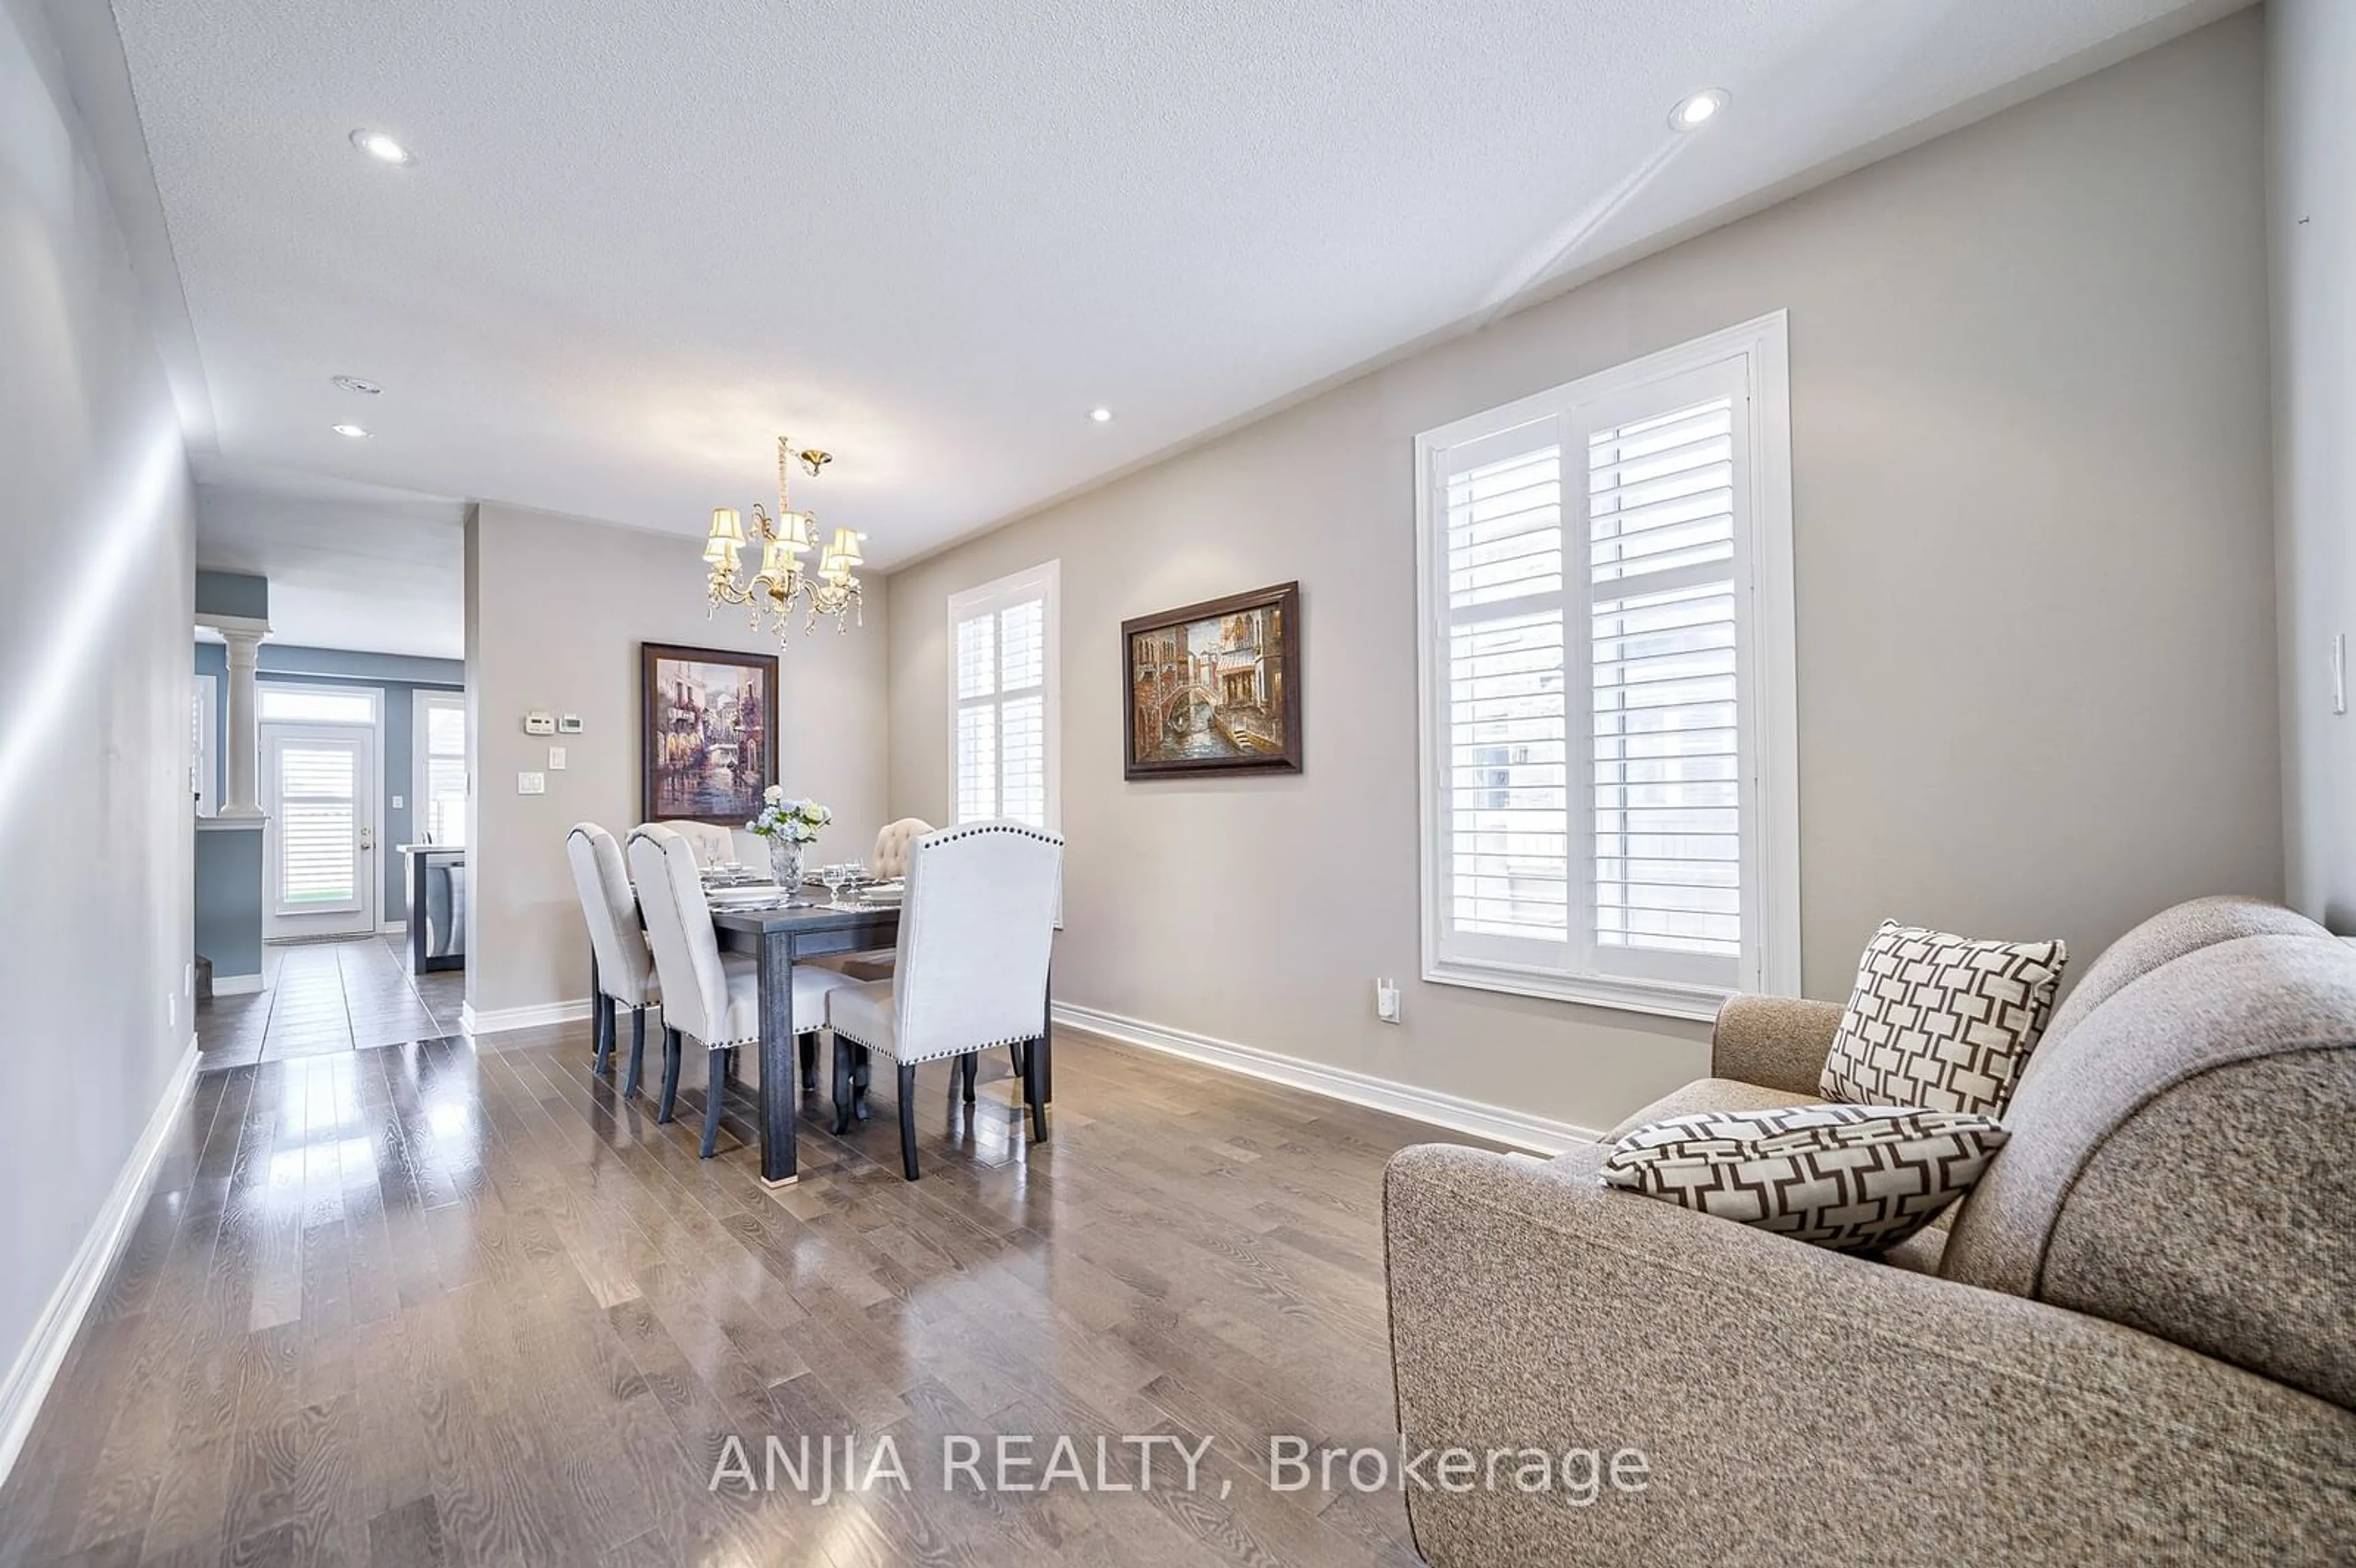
[640,642,779,825]
[1123,582,1303,779]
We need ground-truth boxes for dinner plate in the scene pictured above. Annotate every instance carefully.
[706,883,786,905]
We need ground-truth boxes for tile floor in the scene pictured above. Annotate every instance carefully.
[197,932,467,1068]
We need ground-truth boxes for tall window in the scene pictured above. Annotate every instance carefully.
[949,562,1060,829]
[1415,315,1798,1018]
[414,691,468,845]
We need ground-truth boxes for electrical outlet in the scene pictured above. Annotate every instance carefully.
[183,963,193,996]
[168,993,176,1029]
[2333,632,2347,717]
[1376,978,1402,1024]
[391,793,405,809]
[517,771,547,795]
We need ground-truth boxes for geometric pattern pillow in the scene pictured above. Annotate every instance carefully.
[1600,1104,2011,1253]
[1820,920,2067,1117]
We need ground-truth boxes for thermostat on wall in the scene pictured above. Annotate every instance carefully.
[557,714,583,734]
[523,710,556,735]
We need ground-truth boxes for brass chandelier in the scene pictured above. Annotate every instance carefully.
[703,437,865,645]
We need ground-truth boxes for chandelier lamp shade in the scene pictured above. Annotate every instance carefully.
[704,437,865,645]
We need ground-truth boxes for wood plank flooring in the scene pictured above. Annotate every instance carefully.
[0,1020,1465,1567]
[199,937,468,1068]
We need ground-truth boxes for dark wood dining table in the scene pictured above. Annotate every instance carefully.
[707,893,1053,1185]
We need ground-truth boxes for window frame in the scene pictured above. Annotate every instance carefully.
[945,560,1062,831]
[1413,312,1800,1021]
[412,689,468,847]
[255,680,381,728]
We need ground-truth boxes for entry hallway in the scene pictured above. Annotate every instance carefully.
[0,1026,1442,1567]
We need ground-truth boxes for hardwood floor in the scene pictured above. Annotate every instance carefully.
[199,936,467,1067]
[0,1022,1462,1567]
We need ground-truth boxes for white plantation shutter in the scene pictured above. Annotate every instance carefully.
[191,677,217,816]
[1418,317,1796,1017]
[1589,396,1741,967]
[949,564,1060,829]
[1442,430,1570,949]
[279,745,358,907]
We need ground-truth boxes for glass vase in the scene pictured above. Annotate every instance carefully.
[768,837,806,890]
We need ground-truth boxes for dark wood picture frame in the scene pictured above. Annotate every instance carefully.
[1122,582,1303,780]
[639,642,780,825]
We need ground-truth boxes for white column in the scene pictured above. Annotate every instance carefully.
[218,629,266,818]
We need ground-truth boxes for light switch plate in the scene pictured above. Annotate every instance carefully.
[547,746,567,771]
[391,793,404,809]
[518,771,547,795]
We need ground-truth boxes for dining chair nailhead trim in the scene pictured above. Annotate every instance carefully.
[926,821,1066,849]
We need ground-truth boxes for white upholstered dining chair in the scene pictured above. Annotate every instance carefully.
[833,816,936,983]
[656,819,739,868]
[564,823,660,1094]
[826,820,1062,1180]
[870,817,933,880]
[626,824,850,1158]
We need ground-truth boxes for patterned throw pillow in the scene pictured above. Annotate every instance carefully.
[1820,921,2066,1116]
[1600,1104,2009,1253]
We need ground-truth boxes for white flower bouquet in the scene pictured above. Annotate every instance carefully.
[749,786,831,845]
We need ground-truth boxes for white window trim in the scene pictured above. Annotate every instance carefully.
[412,689,468,847]
[1413,311,1800,1021]
[945,560,1063,830]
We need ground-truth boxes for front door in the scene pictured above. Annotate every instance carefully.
[263,723,379,939]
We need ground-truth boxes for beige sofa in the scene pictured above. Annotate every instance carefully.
[1384,896,2356,1564]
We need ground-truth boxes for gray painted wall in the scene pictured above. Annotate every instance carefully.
[465,502,890,1017]
[193,824,263,978]
[1,0,196,1415]
[193,641,463,921]
[885,15,2282,1136]
[2269,0,2356,934]
[193,567,266,621]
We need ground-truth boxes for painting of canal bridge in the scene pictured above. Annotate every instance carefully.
[641,642,779,824]
[1123,582,1303,779]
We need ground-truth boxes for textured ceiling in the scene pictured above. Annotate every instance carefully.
[117,0,2241,569]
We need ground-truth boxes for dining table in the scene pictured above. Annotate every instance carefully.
[707,884,1053,1186]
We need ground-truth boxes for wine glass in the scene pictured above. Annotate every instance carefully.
[817,863,847,904]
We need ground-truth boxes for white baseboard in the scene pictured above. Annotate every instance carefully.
[210,972,263,997]
[0,1036,201,1489]
[1051,1002,1598,1154]
[377,921,407,936]
[460,997,594,1036]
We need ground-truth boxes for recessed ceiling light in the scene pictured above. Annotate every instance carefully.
[331,423,371,439]
[1089,407,1114,423]
[331,375,382,395]
[1670,90,1728,131]
[348,129,414,166]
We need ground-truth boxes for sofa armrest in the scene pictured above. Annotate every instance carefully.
[1384,1143,2356,1566]
[1709,993,1842,1096]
